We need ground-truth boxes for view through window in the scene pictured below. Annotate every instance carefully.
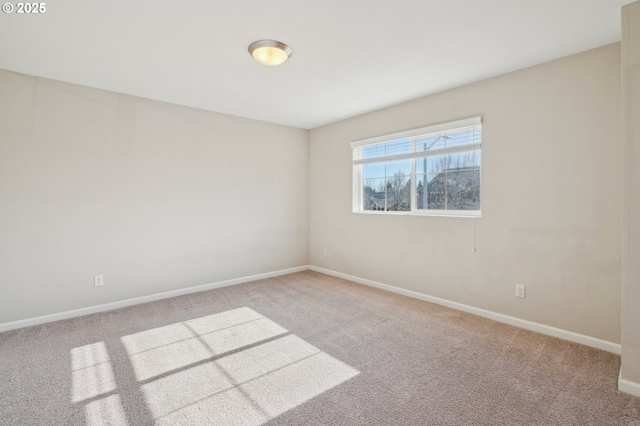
[352,117,481,216]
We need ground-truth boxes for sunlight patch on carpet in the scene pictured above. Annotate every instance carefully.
[71,342,117,403]
[129,308,359,424]
[121,308,288,381]
[70,307,359,425]
[84,394,128,426]
[155,349,359,426]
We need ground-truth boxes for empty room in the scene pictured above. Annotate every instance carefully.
[2,1,640,425]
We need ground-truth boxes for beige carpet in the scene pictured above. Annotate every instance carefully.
[1,270,639,425]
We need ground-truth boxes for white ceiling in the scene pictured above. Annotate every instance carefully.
[0,1,634,129]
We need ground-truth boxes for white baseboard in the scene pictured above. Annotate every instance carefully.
[619,370,640,397]
[1,264,624,357]
[0,266,310,333]
[309,265,621,355]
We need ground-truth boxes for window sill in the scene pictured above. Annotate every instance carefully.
[353,210,481,219]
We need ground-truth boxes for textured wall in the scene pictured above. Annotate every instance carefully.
[0,70,309,324]
[309,44,622,343]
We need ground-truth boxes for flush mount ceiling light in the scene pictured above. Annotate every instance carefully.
[248,40,292,66]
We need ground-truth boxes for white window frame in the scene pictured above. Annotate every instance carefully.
[351,117,482,218]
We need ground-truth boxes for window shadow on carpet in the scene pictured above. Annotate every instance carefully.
[71,307,360,425]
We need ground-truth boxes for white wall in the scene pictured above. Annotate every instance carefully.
[0,69,309,324]
[622,0,640,385]
[309,44,622,343]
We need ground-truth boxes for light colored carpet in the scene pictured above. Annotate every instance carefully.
[1,270,639,425]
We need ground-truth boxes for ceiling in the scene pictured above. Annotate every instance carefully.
[0,1,634,129]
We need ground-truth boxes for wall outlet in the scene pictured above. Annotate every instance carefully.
[94,275,104,287]
[323,248,328,257]
[515,283,525,298]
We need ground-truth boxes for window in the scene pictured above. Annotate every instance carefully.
[352,117,481,217]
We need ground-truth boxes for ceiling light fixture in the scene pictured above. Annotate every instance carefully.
[248,40,292,66]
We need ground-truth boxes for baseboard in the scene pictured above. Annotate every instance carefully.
[619,370,640,397]
[309,265,621,355]
[0,265,310,333]
[2,265,623,356]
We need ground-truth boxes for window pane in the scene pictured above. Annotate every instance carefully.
[445,170,480,210]
[385,139,411,156]
[445,127,476,148]
[415,173,427,187]
[386,159,411,176]
[472,129,481,145]
[416,174,427,209]
[424,155,445,174]
[363,178,386,211]
[386,175,411,211]
[363,163,385,179]
[446,151,477,171]
[425,173,445,210]
[362,143,386,160]
[416,135,445,152]
[473,150,481,168]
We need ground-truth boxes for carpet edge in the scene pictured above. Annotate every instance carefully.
[309,265,621,355]
[0,265,311,333]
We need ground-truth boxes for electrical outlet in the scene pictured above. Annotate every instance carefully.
[94,275,104,287]
[515,283,525,298]
[323,248,328,257]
